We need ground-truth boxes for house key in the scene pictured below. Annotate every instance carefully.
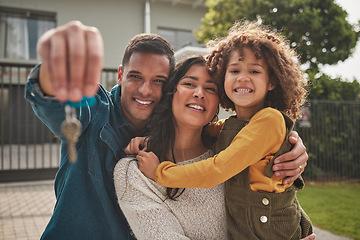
[61,105,82,162]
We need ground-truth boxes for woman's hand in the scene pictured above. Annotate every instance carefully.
[125,137,147,154]
[137,150,160,180]
[273,131,308,185]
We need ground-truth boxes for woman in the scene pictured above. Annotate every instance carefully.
[114,56,227,239]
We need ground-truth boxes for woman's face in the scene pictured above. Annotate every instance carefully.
[172,64,219,129]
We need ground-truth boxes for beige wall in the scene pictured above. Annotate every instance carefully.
[0,0,207,68]
[151,1,206,33]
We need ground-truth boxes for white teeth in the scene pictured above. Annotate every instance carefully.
[135,99,152,105]
[188,104,205,111]
[235,88,251,93]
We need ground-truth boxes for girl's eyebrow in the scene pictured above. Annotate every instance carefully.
[228,62,264,69]
[250,63,264,68]
[228,62,238,67]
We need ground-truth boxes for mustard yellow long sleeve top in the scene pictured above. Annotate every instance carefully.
[155,107,293,193]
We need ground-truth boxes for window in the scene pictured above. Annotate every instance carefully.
[0,7,56,60]
[158,28,201,51]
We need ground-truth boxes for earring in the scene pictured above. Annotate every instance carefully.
[210,107,219,123]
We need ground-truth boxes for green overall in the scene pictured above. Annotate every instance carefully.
[214,113,313,240]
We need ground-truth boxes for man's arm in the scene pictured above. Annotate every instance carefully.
[273,131,308,185]
[37,21,103,102]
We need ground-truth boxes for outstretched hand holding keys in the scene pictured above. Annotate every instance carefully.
[37,21,104,102]
[37,21,104,162]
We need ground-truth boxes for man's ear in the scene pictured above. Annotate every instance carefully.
[117,65,123,86]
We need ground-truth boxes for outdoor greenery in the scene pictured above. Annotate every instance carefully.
[297,99,360,181]
[298,75,360,181]
[307,72,360,101]
[196,0,360,181]
[196,0,360,72]
[297,182,360,240]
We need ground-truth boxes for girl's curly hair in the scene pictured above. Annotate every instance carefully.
[207,21,308,120]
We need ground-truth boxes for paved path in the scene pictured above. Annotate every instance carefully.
[0,180,353,240]
[0,180,55,239]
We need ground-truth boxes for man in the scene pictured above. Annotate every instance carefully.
[25,21,310,239]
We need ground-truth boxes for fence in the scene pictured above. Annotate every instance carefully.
[0,62,359,182]
[0,62,117,182]
[297,100,360,182]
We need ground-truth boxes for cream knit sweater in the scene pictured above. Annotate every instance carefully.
[114,150,227,240]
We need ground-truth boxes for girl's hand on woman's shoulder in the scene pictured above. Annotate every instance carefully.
[125,137,148,154]
[137,150,160,180]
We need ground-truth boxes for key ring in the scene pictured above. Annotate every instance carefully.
[64,105,77,121]
[66,96,96,108]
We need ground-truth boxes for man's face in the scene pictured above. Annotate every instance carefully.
[118,52,170,131]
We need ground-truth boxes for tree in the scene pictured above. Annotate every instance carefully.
[196,0,360,181]
[196,0,360,71]
[307,72,360,100]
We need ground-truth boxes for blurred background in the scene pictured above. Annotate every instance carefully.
[0,0,359,239]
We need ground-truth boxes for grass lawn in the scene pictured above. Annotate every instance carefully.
[297,182,360,240]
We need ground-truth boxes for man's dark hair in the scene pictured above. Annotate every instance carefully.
[122,33,175,77]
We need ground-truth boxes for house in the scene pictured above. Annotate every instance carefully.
[0,0,209,141]
[0,0,207,67]
[0,0,211,181]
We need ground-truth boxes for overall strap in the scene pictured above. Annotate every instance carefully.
[213,116,248,154]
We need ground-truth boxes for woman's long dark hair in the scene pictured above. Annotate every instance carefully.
[146,56,216,200]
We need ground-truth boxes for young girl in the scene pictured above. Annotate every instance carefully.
[137,21,313,239]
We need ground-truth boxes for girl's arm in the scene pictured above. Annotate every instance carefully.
[153,108,286,188]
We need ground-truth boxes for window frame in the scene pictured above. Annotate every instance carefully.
[0,6,57,61]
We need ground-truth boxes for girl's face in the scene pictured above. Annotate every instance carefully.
[224,47,274,119]
[172,64,219,129]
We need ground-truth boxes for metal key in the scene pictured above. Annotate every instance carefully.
[61,105,82,162]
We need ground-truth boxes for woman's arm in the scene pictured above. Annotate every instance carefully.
[114,158,189,240]
[120,202,190,240]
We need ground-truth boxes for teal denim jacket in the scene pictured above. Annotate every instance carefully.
[25,65,143,239]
